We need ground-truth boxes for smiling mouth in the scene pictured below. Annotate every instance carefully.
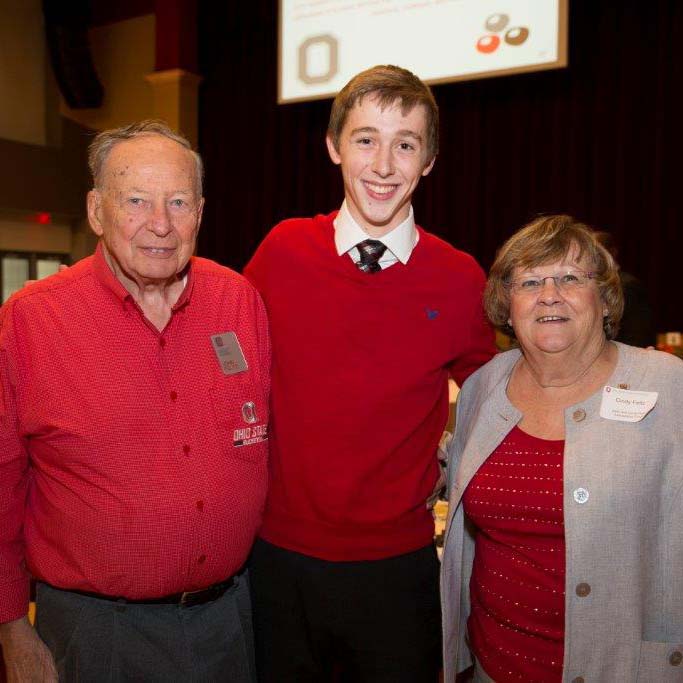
[537,315,568,323]
[363,181,399,199]
[141,247,176,257]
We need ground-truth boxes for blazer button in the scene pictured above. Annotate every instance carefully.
[572,677,585,683]
[573,488,589,504]
[670,650,683,666]
[575,582,591,597]
[572,408,586,422]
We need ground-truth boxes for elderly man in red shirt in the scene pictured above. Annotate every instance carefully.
[0,121,270,682]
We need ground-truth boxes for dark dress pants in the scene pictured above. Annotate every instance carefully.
[249,539,442,683]
[35,573,256,682]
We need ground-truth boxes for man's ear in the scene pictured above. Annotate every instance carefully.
[87,190,104,237]
[422,155,436,177]
[196,197,205,231]
[326,134,341,165]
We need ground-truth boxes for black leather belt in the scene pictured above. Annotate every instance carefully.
[50,574,239,608]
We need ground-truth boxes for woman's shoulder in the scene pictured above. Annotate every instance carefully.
[463,348,520,387]
[458,349,520,410]
[617,342,683,384]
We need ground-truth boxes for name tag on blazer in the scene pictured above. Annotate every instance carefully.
[600,386,658,422]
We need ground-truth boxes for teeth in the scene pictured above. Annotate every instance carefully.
[365,182,397,195]
[538,316,565,322]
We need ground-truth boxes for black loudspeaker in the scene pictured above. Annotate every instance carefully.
[42,0,104,109]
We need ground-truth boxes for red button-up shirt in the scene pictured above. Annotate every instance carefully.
[0,245,270,622]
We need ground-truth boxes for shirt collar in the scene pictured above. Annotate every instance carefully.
[333,200,419,265]
[92,241,194,311]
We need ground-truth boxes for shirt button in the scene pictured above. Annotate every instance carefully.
[198,554,206,564]
[159,338,166,348]
[196,500,204,511]
[573,487,589,504]
[572,408,586,422]
[183,444,191,455]
[170,391,178,401]
[572,677,585,683]
[575,582,591,597]
[670,650,683,666]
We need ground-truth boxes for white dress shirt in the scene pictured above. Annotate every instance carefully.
[333,201,420,270]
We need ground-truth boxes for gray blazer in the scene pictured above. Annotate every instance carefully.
[441,343,683,682]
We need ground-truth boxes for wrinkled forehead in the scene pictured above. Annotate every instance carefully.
[102,135,199,189]
[110,134,191,165]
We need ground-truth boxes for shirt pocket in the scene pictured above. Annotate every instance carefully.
[209,372,269,463]
[636,640,683,682]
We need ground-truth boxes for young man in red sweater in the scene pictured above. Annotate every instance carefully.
[245,65,495,682]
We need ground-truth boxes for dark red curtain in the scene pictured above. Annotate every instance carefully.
[198,0,683,332]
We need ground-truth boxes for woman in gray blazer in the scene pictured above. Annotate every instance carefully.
[441,215,683,682]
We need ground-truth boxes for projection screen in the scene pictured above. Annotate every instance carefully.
[279,0,568,103]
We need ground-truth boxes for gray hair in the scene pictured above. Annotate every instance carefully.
[88,120,204,195]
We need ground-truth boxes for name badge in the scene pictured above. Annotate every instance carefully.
[211,332,248,375]
[599,386,658,422]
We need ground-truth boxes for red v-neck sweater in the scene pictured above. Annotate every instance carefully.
[245,212,495,560]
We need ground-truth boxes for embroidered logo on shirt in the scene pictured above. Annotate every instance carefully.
[233,401,268,447]
[425,308,440,320]
[242,401,257,424]
[233,424,268,447]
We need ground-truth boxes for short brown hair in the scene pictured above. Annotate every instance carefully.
[484,214,624,340]
[88,120,204,194]
[327,65,439,160]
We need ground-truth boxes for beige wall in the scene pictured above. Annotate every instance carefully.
[0,216,72,254]
[0,211,98,264]
[0,0,47,146]
[61,14,156,132]
[0,9,182,265]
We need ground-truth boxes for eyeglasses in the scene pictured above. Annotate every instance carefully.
[506,270,597,295]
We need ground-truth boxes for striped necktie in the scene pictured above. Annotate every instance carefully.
[356,239,387,273]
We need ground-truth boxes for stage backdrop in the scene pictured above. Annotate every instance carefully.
[198,0,682,333]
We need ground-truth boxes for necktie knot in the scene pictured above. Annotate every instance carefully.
[356,239,387,273]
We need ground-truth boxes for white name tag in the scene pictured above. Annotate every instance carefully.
[599,386,658,422]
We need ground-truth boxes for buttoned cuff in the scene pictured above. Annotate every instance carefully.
[0,577,30,623]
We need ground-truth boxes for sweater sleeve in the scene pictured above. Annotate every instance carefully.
[0,303,31,623]
[243,226,279,296]
[253,287,271,417]
[448,259,497,386]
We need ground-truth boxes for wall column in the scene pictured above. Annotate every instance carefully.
[145,69,201,147]
[146,0,200,146]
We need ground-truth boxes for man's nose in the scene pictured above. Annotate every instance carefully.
[372,145,394,177]
[149,203,172,235]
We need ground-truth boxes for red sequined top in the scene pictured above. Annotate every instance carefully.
[463,426,565,682]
